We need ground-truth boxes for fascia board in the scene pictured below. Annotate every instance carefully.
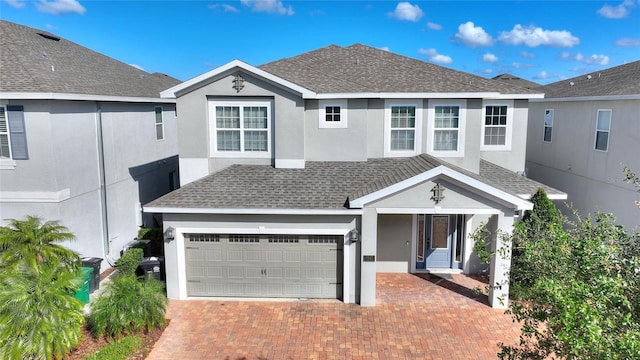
[160,60,315,99]
[0,92,175,103]
[143,207,363,215]
[311,92,543,100]
[530,94,640,102]
[349,166,533,210]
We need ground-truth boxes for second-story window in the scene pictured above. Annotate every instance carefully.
[391,106,416,150]
[155,106,164,141]
[318,100,347,128]
[594,109,611,151]
[209,100,271,157]
[543,109,554,143]
[434,106,459,151]
[481,100,513,151]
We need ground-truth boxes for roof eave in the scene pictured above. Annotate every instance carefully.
[143,206,363,215]
[0,92,175,103]
[310,92,543,100]
[531,94,640,102]
[160,59,316,99]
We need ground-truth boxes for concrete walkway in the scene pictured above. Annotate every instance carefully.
[147,273,521,360]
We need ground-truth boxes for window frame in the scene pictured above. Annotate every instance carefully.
[383,99,423,157]
[154,106,164,141]
[318,99,348,129]
[480,100,514,151]
[594,109,612,152]
[426,99,466,157]
[543,109,554,143]
[208,99,272,158]
[0,105,12,160]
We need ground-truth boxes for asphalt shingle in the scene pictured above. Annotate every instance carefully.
[146,154,565,210]
[0,20,180,97]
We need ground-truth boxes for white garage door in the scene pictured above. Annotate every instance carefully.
[185,234,343,299]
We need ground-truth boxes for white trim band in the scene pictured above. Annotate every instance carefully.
[0,189,71,203]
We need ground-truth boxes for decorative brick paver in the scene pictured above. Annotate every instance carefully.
[147,273,521,360]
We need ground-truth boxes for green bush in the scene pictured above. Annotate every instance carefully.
[115,248,143,277]
[88,275,167,339]
[138,227,163,256]
[84,336,142,360]
[0,263,85,360]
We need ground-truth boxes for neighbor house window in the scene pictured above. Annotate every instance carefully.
[0,105,28,165]
[543,109,554,143]
[427,100,466,157]
[318,99,347,128]
[481,101,513,150]
[209,100,271,157]
[155,106,164,141]
[594,109,611,151]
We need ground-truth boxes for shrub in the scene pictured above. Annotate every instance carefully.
[0,263,84,360]
[88,275,167,339]
[84,336,142,360]
[138,227,163,256]
[115,248,143,277]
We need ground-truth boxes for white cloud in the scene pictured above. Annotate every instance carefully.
[561,52,610,65]
[533,71,559,81]
[4,0,26,9]
[426,22,442,30]
[498,24,579,47]
[36,0,86,15]
[512,62,536,69]
[482,52,499,63]
[208,4,240,13]
[615,37,640,47]
[483,68,493,74]
[597,0,635,19]
[240,0,294,15]
[45,24,58,29]
[378,46,390,52]
[520,51,535,59]
[389,2,424,22]
[454,21,493,48]
[419,48,453,64]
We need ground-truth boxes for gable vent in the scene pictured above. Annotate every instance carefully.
[37,33,61,41]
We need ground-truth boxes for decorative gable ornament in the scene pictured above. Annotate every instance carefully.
[232,73,245,93]
[431,183,445,204]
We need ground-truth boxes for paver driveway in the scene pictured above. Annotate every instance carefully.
[147,273,521,360]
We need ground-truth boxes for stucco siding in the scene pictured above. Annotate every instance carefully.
[366,99,385,158]
[526,99,640,230]
[481,99,528,172]
[376,214,412,272]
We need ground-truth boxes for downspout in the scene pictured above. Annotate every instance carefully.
[96,102,115,266]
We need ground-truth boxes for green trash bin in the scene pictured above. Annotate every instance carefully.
[74,267,93,305]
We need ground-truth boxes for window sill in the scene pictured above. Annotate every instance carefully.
[211,151,271,159]
[0,159,17,170]
[480,145,511,152]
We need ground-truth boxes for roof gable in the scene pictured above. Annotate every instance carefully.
[0,20,180,99]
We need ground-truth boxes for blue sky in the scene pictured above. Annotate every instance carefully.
[2,0,639,84]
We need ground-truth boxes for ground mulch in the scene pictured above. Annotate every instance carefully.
[65,321,168,360]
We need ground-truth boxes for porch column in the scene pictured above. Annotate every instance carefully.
[360,207,377,306]
[488,210,514,308]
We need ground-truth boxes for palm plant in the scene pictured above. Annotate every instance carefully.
[0,263,85,360]
[0,215,80,272]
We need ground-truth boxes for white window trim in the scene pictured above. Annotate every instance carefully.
[426,99,466,157]
[0,105,15,169]
[543,109,554,143]
[383,99,423,158]
[480,100,513,151]
[155,106,165,141]
[208,99,272,158]
[318,99,347,129]
[594,109,612,152]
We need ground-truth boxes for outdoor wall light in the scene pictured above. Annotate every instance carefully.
[165,226,175,241]
[349,228,360,242]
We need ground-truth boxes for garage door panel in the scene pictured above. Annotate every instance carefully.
[185,233,342,299]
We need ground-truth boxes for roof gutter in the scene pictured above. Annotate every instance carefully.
[1,92,176,104]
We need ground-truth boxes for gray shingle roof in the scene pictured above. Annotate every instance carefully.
[0,20,180,98]
[538,60,640,98]
[492,74,541,90]
[258,44,540,95]
[146,155,564,210]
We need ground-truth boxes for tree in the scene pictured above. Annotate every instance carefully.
[0,215,80,273]
[0,263,85,360]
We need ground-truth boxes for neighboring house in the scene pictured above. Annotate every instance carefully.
[0,20,181,270]
[493,74,541,90]
[145,44,565,308]
[526,60,640,231]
